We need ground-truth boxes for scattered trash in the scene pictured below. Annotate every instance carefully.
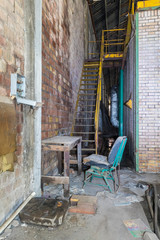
[70,186,85,195]
[11,219,20,228]
[114,196,131,206]
[123,181,148,197]
[21,223,28,227]
[123,218,151,238]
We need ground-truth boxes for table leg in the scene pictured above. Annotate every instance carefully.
[77,141,82,175]
[64,150,70,198]
[58,152,62,174]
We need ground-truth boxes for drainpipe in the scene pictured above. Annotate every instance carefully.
[119,69,123,136]
[33,0,42,195]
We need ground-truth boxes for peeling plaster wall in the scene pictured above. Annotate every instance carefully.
[0,0,26,225]
[0,0,41,225]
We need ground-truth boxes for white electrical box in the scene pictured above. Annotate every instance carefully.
[10,73,42,107]
[11,73,26,98]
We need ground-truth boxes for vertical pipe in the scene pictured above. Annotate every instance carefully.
[34,0,42,195]
[135,12,139,172]
[119,69,123,136]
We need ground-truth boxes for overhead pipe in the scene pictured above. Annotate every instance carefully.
[119,69,123,136]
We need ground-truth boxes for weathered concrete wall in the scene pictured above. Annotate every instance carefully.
[123,36,136,165]
[42,0,96,174]
[138,9,160,172]
[0,0,41,225]
[0,0,26,225]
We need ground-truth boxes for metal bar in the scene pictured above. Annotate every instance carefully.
[104,43,124,46]
[122,0,135,68]
[119,69,123,136]
[104,0,108,30]
[103,29,125,32]
[88,53,99,55]
[95,31,104,154]
[136,12,139,172]
[137,0,160,10]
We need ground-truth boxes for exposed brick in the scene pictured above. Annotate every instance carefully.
[41,0,88,174]
[138,9,160,172]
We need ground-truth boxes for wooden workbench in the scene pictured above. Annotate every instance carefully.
[42,136,82,197]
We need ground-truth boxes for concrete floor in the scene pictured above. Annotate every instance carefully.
[2,168,160,240]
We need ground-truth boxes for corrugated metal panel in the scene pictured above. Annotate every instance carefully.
[123,34,136,164]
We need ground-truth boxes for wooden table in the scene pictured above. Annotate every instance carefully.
[42,136,82,197]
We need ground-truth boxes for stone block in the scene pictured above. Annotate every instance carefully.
[69,195,97,215]
[19,198,69,227]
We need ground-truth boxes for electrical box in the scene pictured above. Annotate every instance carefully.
[10,73,42,107]
[11,73,26,98]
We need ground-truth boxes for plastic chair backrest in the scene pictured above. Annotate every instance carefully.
[108,136,127,170]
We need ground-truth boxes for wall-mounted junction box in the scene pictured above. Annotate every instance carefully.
[11,73,41,107]
[11,73,26,98]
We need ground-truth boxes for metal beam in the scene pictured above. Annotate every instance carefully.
[86,0,98,43]
[119,69,123,136]
[137,0,160,10]
[104,0,108,30]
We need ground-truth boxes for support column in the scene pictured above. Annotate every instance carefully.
[33,0,42,195]
[119,69,123,136]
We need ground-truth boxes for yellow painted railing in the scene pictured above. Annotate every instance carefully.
[95,31,104,154]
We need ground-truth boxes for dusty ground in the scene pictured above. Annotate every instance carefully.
[1,168,160,240]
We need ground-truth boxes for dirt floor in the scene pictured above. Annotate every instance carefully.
[1,168,160,240]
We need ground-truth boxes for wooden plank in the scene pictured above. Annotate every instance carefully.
[41,176,69,185]
[64,151,70,198]
[42,145,69,152]
[77,141,82,175]
[70,159,78,164]
[42,136,81,146]
[69,137,82,150]
[58,152,62,174]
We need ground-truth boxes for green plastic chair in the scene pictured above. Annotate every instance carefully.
[83,136,127,193]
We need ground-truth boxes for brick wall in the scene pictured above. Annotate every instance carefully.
[0,0,25,224]
[42,0,96,174]
[138,9,160,172]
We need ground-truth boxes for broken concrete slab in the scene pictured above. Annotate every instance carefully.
[69,195,97,214]
[19,198,69,227]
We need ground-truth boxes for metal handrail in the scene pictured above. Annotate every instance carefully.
[94,28,125,153]
[95,30,104,154]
